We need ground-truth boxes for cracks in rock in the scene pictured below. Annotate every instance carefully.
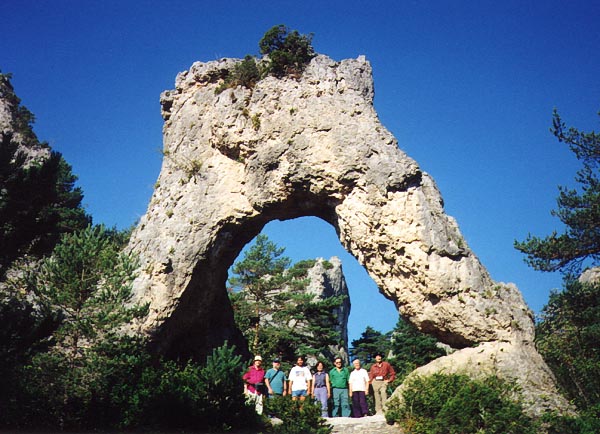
[428,293,441,306]
[418,319,477,349]
[160,94,173,120]
[386,169,423,193]
[430,245,470,261]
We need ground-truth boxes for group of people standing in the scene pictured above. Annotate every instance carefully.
[242,352,395,418]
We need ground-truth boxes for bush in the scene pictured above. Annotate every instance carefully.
[216,55,261,94]
[0,339,261,432]
[540,404,600,434]
[385,373,536,434]
[535,279,600,410]
[265,395,332,434]
[1,335,151,430]
[259,25,315,77]
[233,55,261,88]
[113,341,259,432]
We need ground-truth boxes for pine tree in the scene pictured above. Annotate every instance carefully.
[515,109,600,275]
[229,234,291,353]
[228,235,343,362]
[20,225,147,362]
[350,326,390,363]
[515,109,600,417]
[388,317,446,376]
[535,279,600,409]
[1,226,148,429]
[0,72,90,278]
[259,25,315,77]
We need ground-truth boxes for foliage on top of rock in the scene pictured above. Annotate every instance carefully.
[259,24,315,77]
[215,25,315,94]
[215,55,261,94]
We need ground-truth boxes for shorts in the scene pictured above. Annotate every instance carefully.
[291,389,307,397]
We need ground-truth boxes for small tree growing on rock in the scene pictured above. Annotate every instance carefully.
[259,25,315,78]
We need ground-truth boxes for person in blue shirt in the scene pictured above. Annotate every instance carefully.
[264,358,287,397]
[310,360,331,417]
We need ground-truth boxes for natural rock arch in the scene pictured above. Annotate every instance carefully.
[128,55,567,414]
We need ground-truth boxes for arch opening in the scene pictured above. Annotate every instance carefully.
[149,189,400,361]
[226,216,400,360]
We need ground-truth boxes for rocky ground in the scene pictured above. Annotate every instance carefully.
[327,414,401,433]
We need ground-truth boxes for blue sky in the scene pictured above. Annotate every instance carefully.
[3,0,599,344]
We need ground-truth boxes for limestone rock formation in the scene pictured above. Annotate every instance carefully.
[128,54,568,413]
[0,74,50,164]
[579,267,600,284]
[390,341,567,417]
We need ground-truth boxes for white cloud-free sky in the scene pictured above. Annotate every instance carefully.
[3,0,599,344]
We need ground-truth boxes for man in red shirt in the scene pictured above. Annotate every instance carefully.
[368,352,396,414]
[243,355,266,414]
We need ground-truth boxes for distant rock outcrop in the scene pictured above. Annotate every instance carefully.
[305,257,351,364]
[579,267,600,284]
[0,74,50,164]
[128,54,569,415]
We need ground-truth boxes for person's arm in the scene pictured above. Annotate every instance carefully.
[347,370,352,396]
[364,371,370,394]
[387,363,396,383]
[283,374,287,396]
[242,370,249,394]
[326,373,331,398]
[349,372,353,395]
[264,374,273,395]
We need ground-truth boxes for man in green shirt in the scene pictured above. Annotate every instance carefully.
[329,356,351,417]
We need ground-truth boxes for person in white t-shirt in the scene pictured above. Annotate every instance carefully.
[349,358,369,417]
[288,356,312,401]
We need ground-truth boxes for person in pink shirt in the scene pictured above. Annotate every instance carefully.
[243,355,266,414]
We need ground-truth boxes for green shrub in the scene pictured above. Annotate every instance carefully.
[117,341,258,432]
[0,338,261,432]
[1,335,151,430]
[535,280,600,411]
[216,54,261,94]
[233,55,261,88]
[265,395,332,434]
[385,373,536,434]
[541,405,600,434]
[215,25,315,94]
[259,25,315,77]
